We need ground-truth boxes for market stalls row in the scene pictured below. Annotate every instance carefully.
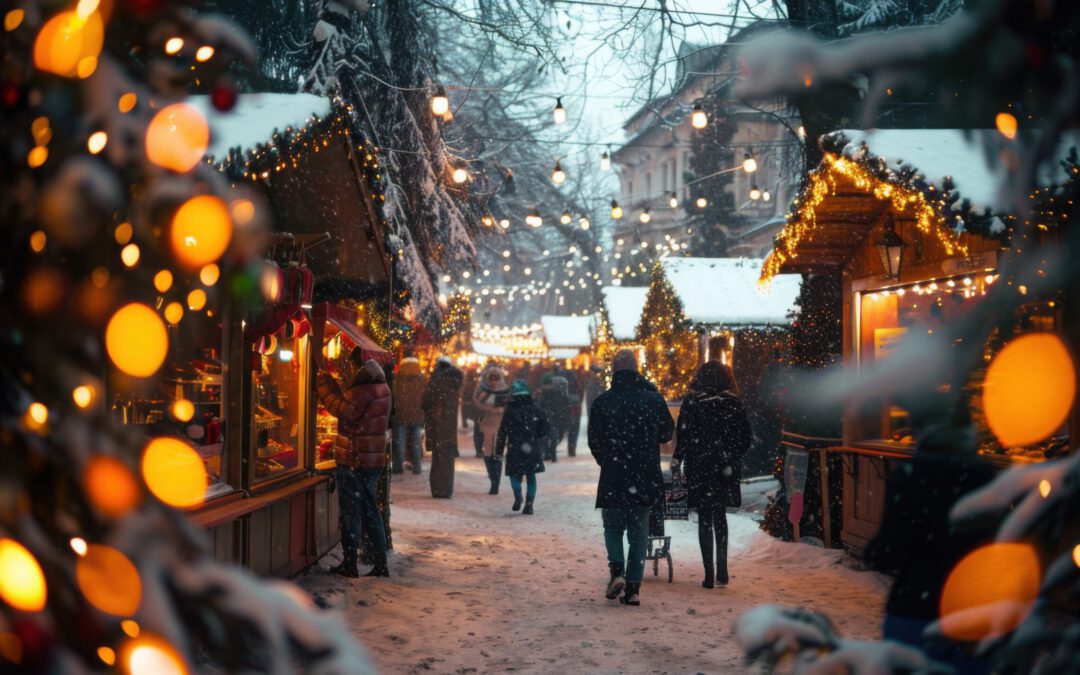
[109,93,397,575]
[762,129,1077,553]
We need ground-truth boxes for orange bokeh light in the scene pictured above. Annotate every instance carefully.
[75,544,142,616]
[169,195,233,269]
[122,635,188,675]
[33,10,104,78]
[106,304,168,377]
[0,538,47,612]
[85,456,141,518]
[163,302,184,325]
[984,333,1076,447]
[995,112,1018,140]
[170,399,195,422]
[186,288,207,311]
[154,269,173,293]
[141,437,207,508]
[145,103,208,173]
[939,542,1040,642]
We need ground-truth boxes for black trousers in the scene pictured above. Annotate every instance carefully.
[697,503,728,580]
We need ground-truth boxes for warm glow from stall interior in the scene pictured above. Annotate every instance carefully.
[106,303,168,377]
[0,539,46,612]
[170,195,233,269]
[142,437,207,507]
[983,333,1075,447]
[85,456,141,517]
[33,9,104,78]
[123,635,188,675]
[145,103,209,173]
[76,544,142,616]
[939,542,1040,641]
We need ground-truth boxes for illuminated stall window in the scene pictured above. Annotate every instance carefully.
[854,271,1064,459]
[251,325,309,482]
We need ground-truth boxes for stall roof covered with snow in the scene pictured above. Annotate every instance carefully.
[763,128,1078,280]
[192,93,392,302]
[541,315,595,350]
[660,258,800,326]
[601,286,649,341]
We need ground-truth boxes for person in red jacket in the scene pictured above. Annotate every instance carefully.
[316,349,393,578]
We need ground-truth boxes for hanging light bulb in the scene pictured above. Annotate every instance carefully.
[553,97,566,125]
[560,211,572,225]
[600,151,611,171]
[762,191,771,202]
[452,166,469,184]
[696,197,707,209]
[610,200,623,220]
[551,161,566,185]
[749,185,761,200]
[690,102,707,129]
[525,209,543,228]
[742,152,757,173]
[668,192,678,209]
[579,217,591,231]
[431,85,449,116]
[639,208,651,224]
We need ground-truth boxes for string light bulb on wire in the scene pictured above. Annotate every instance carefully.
[691,102,708,129]
[560,211,572,225]
[762,190,771,202]
[696,197,707,209]
[669,192,678,209]
[600,151,611,171]
[579,217,591,230]
[525,209,543,228]
[431,85,449,116]
[553,97,566,125]
[640,208,651,224]
[452,166,469,184]
[742,152,757,173]
[610,200,623,220]
[551,161,566,185]
[749,185,761,200]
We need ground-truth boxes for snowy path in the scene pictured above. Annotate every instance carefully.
[300,429,891,674]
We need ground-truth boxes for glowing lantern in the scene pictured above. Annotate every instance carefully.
[0,539,46,612]
[85,456,141,517]
[76,545,142,616]
[163,302,184,325]
[106,304,167,377]
[122,635,187,675]
[939,542,1040,641]
[171,399,195,422]
[145,103,209,173]
[33,9,104,78]
[690,103,707,129]
[984,333,1075,447]
[169,195,233,269]
[141,437,207,507]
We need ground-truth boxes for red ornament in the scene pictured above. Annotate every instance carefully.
[280,263,314,306]
[211,84,238,112]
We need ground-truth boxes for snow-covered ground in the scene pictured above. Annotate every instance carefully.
[299,423,891,674]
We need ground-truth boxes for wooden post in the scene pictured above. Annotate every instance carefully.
[819,448,833,549]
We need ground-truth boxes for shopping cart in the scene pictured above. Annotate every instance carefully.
[646,472,688,583]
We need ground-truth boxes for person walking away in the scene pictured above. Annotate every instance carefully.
[584,365,604,414]
[565,367,585,456]
[494,380,548,514]
[538,374,571,463]
[392,353,426,475]
[314,351,392,577]
[588,349,674,606]
[864,396,995,675]
[422,357,463,498]
[671,362,751,589]
[474,364,510,494]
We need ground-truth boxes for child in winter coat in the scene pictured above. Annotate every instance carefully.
[495,380,549,514]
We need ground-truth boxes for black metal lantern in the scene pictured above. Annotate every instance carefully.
[875,216,907,279]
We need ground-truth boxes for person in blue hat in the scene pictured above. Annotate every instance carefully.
[494,380,549,514]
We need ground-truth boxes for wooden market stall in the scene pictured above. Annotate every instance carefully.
[169,93,393,575]
[594,285,649,368]
[540,314,596,368]
[762,129,1077,554]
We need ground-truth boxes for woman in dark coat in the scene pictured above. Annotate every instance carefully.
[494,380,548,514]
[672,362,751,588]
[537,374,571,463]
[422,357,464,498]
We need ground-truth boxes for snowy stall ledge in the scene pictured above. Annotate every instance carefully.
[541,315,596,366]
[600,285,649,342]
[761,126,1077,556]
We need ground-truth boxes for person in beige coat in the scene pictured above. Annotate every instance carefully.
[474,363,510,494]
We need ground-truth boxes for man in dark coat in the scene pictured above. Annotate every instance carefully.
[494,380,548,514]
[587,349,674,606]
[422,357,464,498]
[315,351,393,578]
[392,353,426,474]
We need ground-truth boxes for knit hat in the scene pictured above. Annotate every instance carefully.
[511,379,530,397]
[611,348,638,372]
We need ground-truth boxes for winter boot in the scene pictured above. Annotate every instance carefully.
[620,582,641,606]
[512,490,523,511]
[363,565,390,577]
[605,563,626,600]
[716,561,729,587]
[522,498,534,515]
[329,552,359,578]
